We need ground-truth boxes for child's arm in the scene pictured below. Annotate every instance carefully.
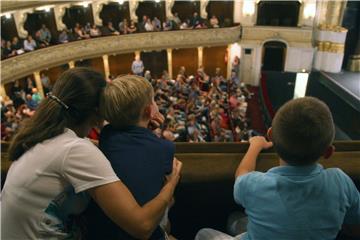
[235,136,273,178]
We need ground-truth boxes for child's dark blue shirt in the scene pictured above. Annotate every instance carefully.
[86,124,174,240]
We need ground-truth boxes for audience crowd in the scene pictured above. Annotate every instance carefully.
[142,65,254,143]
[1,61,253,143]
[1,12,233,59]
[1,74,51,140]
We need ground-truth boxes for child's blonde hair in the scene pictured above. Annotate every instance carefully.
[100,75,153,128]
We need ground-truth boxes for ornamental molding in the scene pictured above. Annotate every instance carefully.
[1,26,241,83]
[241,26,313,47]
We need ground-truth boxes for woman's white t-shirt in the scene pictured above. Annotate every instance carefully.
[1,129,119,239]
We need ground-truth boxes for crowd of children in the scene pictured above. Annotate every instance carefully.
[146,66,254,143]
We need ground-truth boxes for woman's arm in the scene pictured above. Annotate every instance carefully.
[88,158,182,240]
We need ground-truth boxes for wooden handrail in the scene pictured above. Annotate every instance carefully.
[2,141,360,184]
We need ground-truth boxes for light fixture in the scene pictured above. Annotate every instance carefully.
[118,0,124,5]
[35,5,55,12]
[303,2,316,19]
[5,13,11,19]
[294,71,309,99]
[243,0,255,16]
[155,0,160,3]
[81,2,90,8]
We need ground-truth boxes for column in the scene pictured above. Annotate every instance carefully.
[54,4,69,31]
[200,0,210,19]
[197,47,203,69]
[165,0,175,20]
[13,10,31,38]
[326,1,347,26]
[347,33,360,72]
[129,0,139,22]
[226,44,232,80]
[298,0,316,27]
[68,61,75,69]
[233,0,241,23]
[167,48,173,79]
[33,71,45,98]
[92,0,107,26]
[102,55,110,78]
[0,84,8,99]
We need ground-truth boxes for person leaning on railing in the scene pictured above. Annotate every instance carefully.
[1,67,182,240]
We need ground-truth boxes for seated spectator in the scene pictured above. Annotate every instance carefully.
[3,40,16,58]
[25,77,35,95]
[103,22,120,36]
[144,18,154,32]
[87,75,175,240]
[118,19,128,34]
[180,19,191,30]
[84,22,91,34]
[11,37,24,54]
[31,88,42,105]
[25,94,38,110]
[23,35,37,52]
[74,23,90,39]
[127,20,137,33]
[90,24,101,37]
[190,12,201,28]
[173,12,181,26]
[210,15,220,28]
[35,30,46,47]
[163,18,174,31]
[58,29,69,43]
[139,15,148,32]
[41,73,51,93]
[38,24,52,46]
[152,17,161,31]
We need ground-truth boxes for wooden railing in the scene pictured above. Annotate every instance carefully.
[2,141,360,183]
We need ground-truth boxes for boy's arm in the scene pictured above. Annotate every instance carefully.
[235,136,273,178]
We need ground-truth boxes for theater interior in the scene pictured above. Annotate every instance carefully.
[1,1,360,239]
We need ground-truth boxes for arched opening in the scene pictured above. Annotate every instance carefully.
[262,41,287,71]
[99,2,130,28]
[257,1,301,27]
[62,5,94,30]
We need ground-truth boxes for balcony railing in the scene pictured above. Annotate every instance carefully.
[1,26,241,84]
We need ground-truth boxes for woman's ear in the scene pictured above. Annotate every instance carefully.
[323,145,335,159]
[267,127,273,141]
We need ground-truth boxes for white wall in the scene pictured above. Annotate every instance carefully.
[240,43,262,86]
[285,47,314,72]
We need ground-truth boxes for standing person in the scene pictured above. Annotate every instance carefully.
[41,72,51,93]
[1,67,182,240]
[132,55,144,76]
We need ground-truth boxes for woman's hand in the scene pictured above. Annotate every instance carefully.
[165,158,182,188]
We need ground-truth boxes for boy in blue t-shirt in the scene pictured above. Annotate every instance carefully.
[196,97,360,240]
[87,75,174,240]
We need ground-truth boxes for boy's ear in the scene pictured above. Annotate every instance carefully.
[143,105,152,119]
[323,145,335,159]
[267,127,273,141]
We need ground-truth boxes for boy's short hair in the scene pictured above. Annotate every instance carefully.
[101,75,153,129]
[271,97,335,165]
